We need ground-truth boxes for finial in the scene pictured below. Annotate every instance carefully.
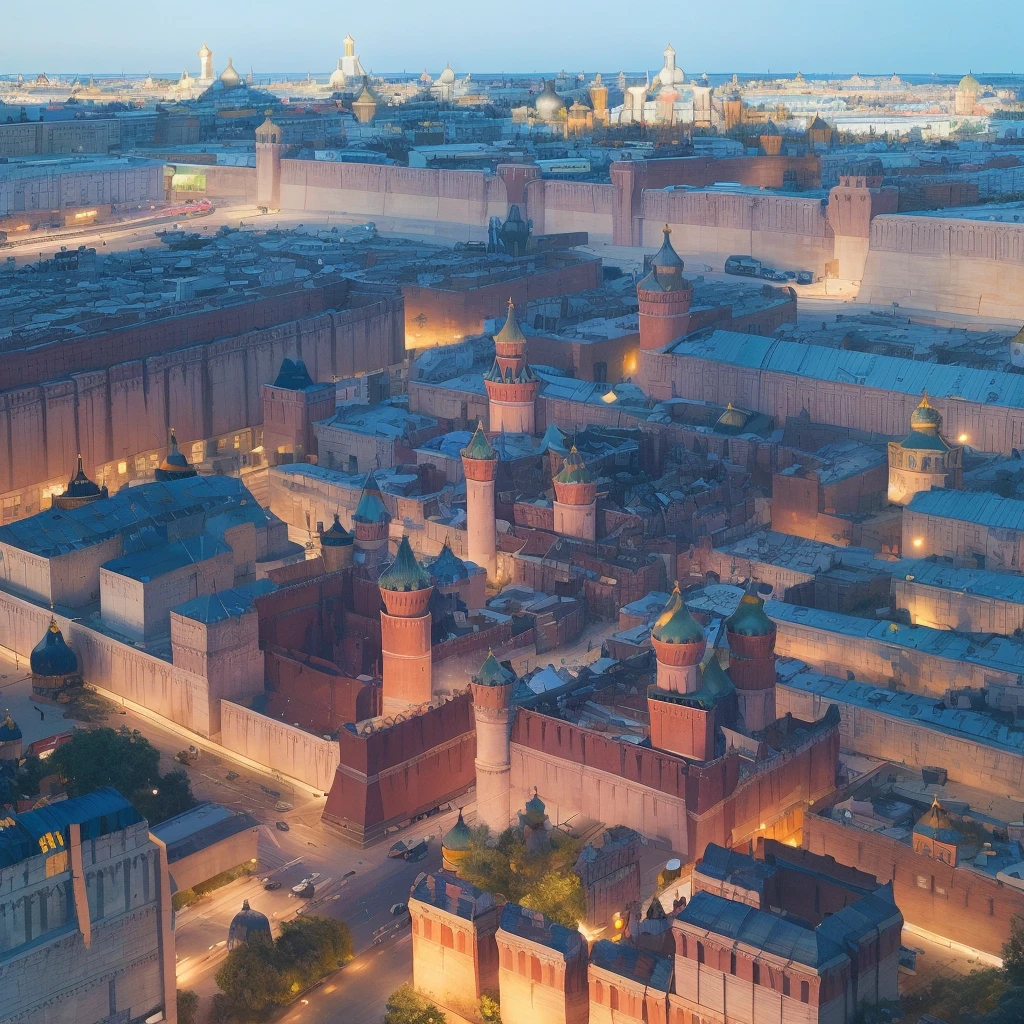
[663,223,672,235]
[672,580,680,593]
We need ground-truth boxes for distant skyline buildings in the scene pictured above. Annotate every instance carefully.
[4,0,1024,77]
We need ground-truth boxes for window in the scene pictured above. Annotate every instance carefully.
[783,975,790,996]
[753,963,761,985]
[730,952,737,975]
[423,919,432,941]
[457,931,466,953]
[908,455,917,469]
[696,942,705,964]
[441,925,453,948]
[593,361,607,384]
[800,981,809,1003]
[610,988,619,1011]
[531,955,542,983]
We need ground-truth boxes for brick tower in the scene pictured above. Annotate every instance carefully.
[647,585,725,761]
[724,584,777,733]
[471,650,516,834]
[552,447,597,542]
[255,110,285,210]
[379,535,434,713]
[352,469,391,569]
[318,513,354,572]
[637,226,693,351]
[460,422,498,580]
[484,300,539,434]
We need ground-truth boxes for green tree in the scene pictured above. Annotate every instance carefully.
[478,994,502,1024]
[13,753,47,798]
[384,985,447,1024]
[277,915,353,988]
[979,987,1024,1024]
[50,727,195,824]
[215,937,287,1019]
[1004,914,1024,987]
[458,826,585,927]
[176,989,199,1024]
[903,968,1008,1021]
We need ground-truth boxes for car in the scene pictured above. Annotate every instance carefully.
[724,255,761,277]
[388,840,410,858]
[264,881,282,891]
[404,840,428,862]
[390,902,409,916]
[782,271,797,281]
[759,266,777,279]
[275,821,290,832]
[292,880,315,898]
[797,271,814,285]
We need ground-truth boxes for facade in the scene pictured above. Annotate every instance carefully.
[0,789,176,1024]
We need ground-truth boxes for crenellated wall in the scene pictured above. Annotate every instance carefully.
[859,213,1024,318]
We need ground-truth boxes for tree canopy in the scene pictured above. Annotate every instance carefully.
[384,985,448,1024]
[457,826,586,928]
[50,727,195,825]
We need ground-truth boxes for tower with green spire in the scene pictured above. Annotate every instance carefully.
[461,421,498,580]
[471,649,516,833]
[379,535,434,710]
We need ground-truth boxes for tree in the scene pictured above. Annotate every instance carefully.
[384,985,447,1024]
[215,937,287,1019]
[49,727,195,824]
[176,989,199,1024]
[1003,914,1024,987]
[979,987,1024,1024]
[902,968,1007,1021]
[478,994,502,1024]
[458,826,586,927]
[276,915,353,988]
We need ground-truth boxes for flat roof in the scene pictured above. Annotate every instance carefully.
[778,661,1024,757]
[906,487,1024,532]
[151,801,258,863]
[767,600,1024,675]
[672,331,1024,410]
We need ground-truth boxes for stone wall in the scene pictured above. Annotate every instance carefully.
[804,813,1024,956]
[220,700,340,792]
[0,286,404,517]
[859,214,1024,318]
[278,160,508,239]
[777,680,1024,799]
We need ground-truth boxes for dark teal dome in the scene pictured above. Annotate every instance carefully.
[443,810,472,853]
[553,447,592,485]
[0,711,22,743]
[227,900,271,950]
[475,650,515,687]
[379,535,431,592]
[429,540,469,584]
[321,513,353,547]
[651,586,705,645]
[30,618,79,677]
[62,455,106,500]
[725,592,774,637]
[523,788,546,827]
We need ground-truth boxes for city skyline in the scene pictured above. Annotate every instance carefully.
[5,0,1024,76]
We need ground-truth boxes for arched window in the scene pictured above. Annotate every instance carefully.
[922,457,931,470]
[908,454,917,469]
[610,987,619,1011]
[518,950,526,975]
[423,919,432,941]
[502,947,512,970]
[457,931,466,954]
[594,980,604,1004]
[441,925,454,948]
[800,980,810,1003]
[696,941,705,964]
[531,955,542,983]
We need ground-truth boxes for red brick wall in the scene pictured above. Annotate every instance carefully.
[803,814,1024,955]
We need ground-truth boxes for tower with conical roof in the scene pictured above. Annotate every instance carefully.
[255,109,284,210]
[646,585,727,760]
[552,447,597,542]
[887,392,962,506]
[379,535,434,710]
[461,422,498,580]
[52,454,108,510]
[724,583,777,732]
[637,227,693,350]
[352,78,377,124]
[155,431,198,482]
[318,513,354,572]
[484,300,539,434]
[352,469,391,569]
[31,615,81,698]
[471,649,516,833]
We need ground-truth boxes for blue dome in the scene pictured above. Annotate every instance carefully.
[227,900,271,950]
[0,711,21,743]
[30,618,79,678]
[429,540,469,584]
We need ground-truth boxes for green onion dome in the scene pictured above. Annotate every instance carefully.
[553,446,592,485]
[442,809,472,853]
[651,585,705,645]
[378,535,431,592]
[725,591,774,638]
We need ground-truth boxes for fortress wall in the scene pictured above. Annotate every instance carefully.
[639,190,834,273]
[639,349,1024,456]
[0,589,213,736]
[776,681,1024,799]
[278,159,508,238]
[190,163,258,202]
[859,214,1024,318]
[220,699,340,791]
[0,293,403,513]
[528,180,615,240]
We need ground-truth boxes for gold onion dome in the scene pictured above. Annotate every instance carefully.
[910,392,942,432]
[651,585,705,645]
[553,446,592,485]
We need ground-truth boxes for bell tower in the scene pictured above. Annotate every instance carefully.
[255,110,284,210]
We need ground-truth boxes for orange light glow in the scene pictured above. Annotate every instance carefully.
[913,538,923,548]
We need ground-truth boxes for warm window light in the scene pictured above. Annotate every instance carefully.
[958,433,969,443]
[602,389,618,404]
[913,537,923,548]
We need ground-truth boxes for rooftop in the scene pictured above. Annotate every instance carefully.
[906,487,1024,532]
[151,801,259,863]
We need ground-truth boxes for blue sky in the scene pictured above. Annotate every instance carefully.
[7,0,1024,76]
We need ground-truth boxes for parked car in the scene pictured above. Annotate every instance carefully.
[275,821,290,832]
[390,902,409,916]
[759,266,778,279]
[403,840,428,862]
[724,255,761,277]
[782,270,798,281]
[797,270,814,285]
[264,881,282,891]
[292,880,315,898]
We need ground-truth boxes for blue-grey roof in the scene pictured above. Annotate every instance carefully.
[697,843,776,892]
[499,903,583,957]
[410,873,495,920]
[589,940,673,992]
[672,331,1024,410]
[151,801,258,863]
[679,891,843,970]
[102,533,231,582]
[777,664,1024,757]
[0,475,258,558]
[0,788,142,868]
[893,558,1024,605]
[767,600,1024,677]
[173,580,276,623]
[906,488,1024,532]
[815,884,901,947]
